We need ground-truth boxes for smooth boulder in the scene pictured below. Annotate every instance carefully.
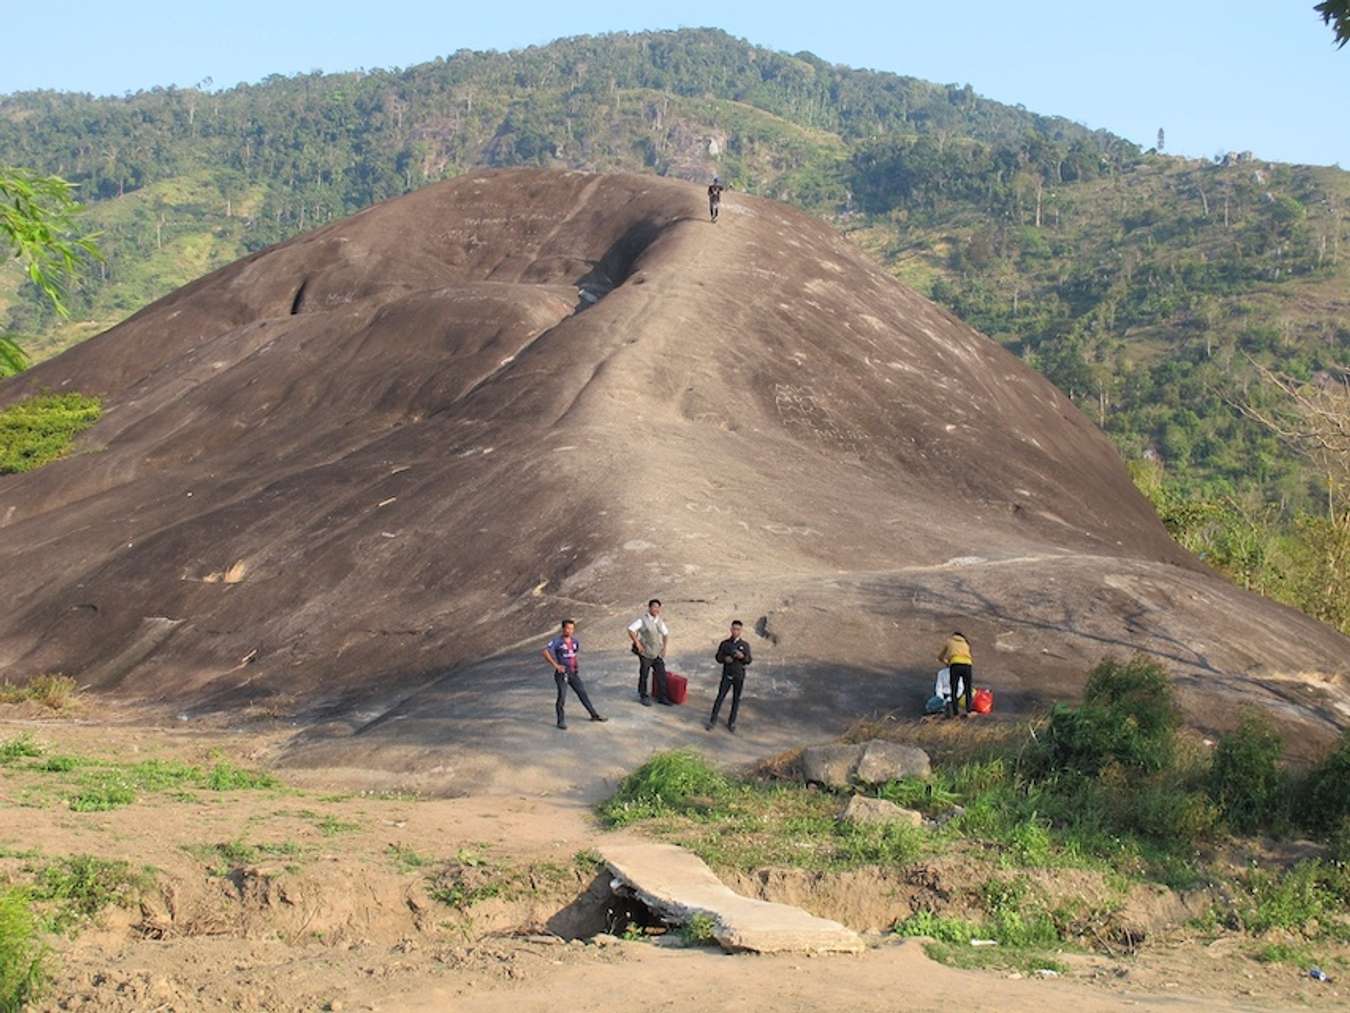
[839,795,923,828]
[800,739,932,788]
[856,740,932,783]
[799,744,863,788]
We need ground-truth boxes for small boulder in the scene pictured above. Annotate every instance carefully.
[799,744,863,788]
[839,795,923,828]
[855,741,931,783]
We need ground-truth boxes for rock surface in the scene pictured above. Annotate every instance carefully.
[840,795,923,828]
[600,842,864,954]
[0,167,1345,782]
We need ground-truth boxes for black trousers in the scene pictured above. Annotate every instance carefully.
[555,670,599,724]
[948,663,973,716]
[709,672,744,726]
[638,655,669,702]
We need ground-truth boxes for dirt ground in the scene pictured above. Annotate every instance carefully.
[3,708,1346,1012]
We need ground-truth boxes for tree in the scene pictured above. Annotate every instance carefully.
[1316,1,1350,48]
[1156,127,1165,153]
[1237,358,1350,510]
[0,167,99,377]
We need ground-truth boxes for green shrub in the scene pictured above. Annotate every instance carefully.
[599,751,729,826]
[0,888,49,1012]
[1209,711,1286,833]
[1297,731,1350,838]
[681,912,717,943]
[895,910,983,945]
[0,393,102,474]
[1039,657,1179,776]
[979,878,1061,947]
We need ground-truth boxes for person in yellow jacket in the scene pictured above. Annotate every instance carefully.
[938,632,974,718]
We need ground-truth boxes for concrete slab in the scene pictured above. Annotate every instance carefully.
[600,841,864,954]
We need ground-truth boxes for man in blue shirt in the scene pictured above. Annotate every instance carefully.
[543,619,607,730]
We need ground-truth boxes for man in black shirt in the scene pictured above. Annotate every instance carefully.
[706,619,752,733]
[708,177,725,222]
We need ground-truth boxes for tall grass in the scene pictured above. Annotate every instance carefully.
[599,751,730,826]
[0,675,80,711]
[0,889,48,1012]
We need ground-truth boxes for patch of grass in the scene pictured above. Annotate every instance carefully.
[0,393,102,474]
[31,854,154,932]
[0,734,43,763]
[9,752,283,812]
[423,850,583,911]
[204,762,278,791]
[0,674,80,710]
[127,759,203,790]
[428,854,510,910]
[182,838,301,874]
[386,843,432,873]
[599,751,730,826]
[1252,941,1323,966]
[921,939,1068,975]
[313,815,359,837]
[598,751,940,873]
[895,910,985,945]
[898,900,1070,976]
[573,849,604,873]
[0,887,49,1012]
[1235,859,1350,939]
[67,774,136,812]
[876,776,960,813]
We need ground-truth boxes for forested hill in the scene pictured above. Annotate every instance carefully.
[1,27,1347,515]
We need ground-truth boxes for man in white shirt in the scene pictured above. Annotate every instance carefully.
[627,598,671,706]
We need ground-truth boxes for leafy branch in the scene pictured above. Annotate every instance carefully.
[1,167,101,318]
[0,166,101,377]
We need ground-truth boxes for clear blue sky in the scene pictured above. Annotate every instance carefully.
[5,1,1347,166]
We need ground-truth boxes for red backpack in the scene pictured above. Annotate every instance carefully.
[972,688,994,715]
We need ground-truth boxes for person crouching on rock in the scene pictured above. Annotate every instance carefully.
[544,619,607,730]
[938,631,974,718]
[628,598,671,706]
[706,620,752,733]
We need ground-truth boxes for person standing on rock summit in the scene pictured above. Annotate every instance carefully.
[628,599,671,706]
[707,177,726,222]
[706,620,752,733]
[543,619,607,730]
[938,631,974,718]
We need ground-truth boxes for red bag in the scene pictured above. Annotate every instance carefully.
[972,688,994,715]
[665,671,688,705]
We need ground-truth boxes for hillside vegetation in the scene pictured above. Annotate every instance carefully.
[1,28,1347,628]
